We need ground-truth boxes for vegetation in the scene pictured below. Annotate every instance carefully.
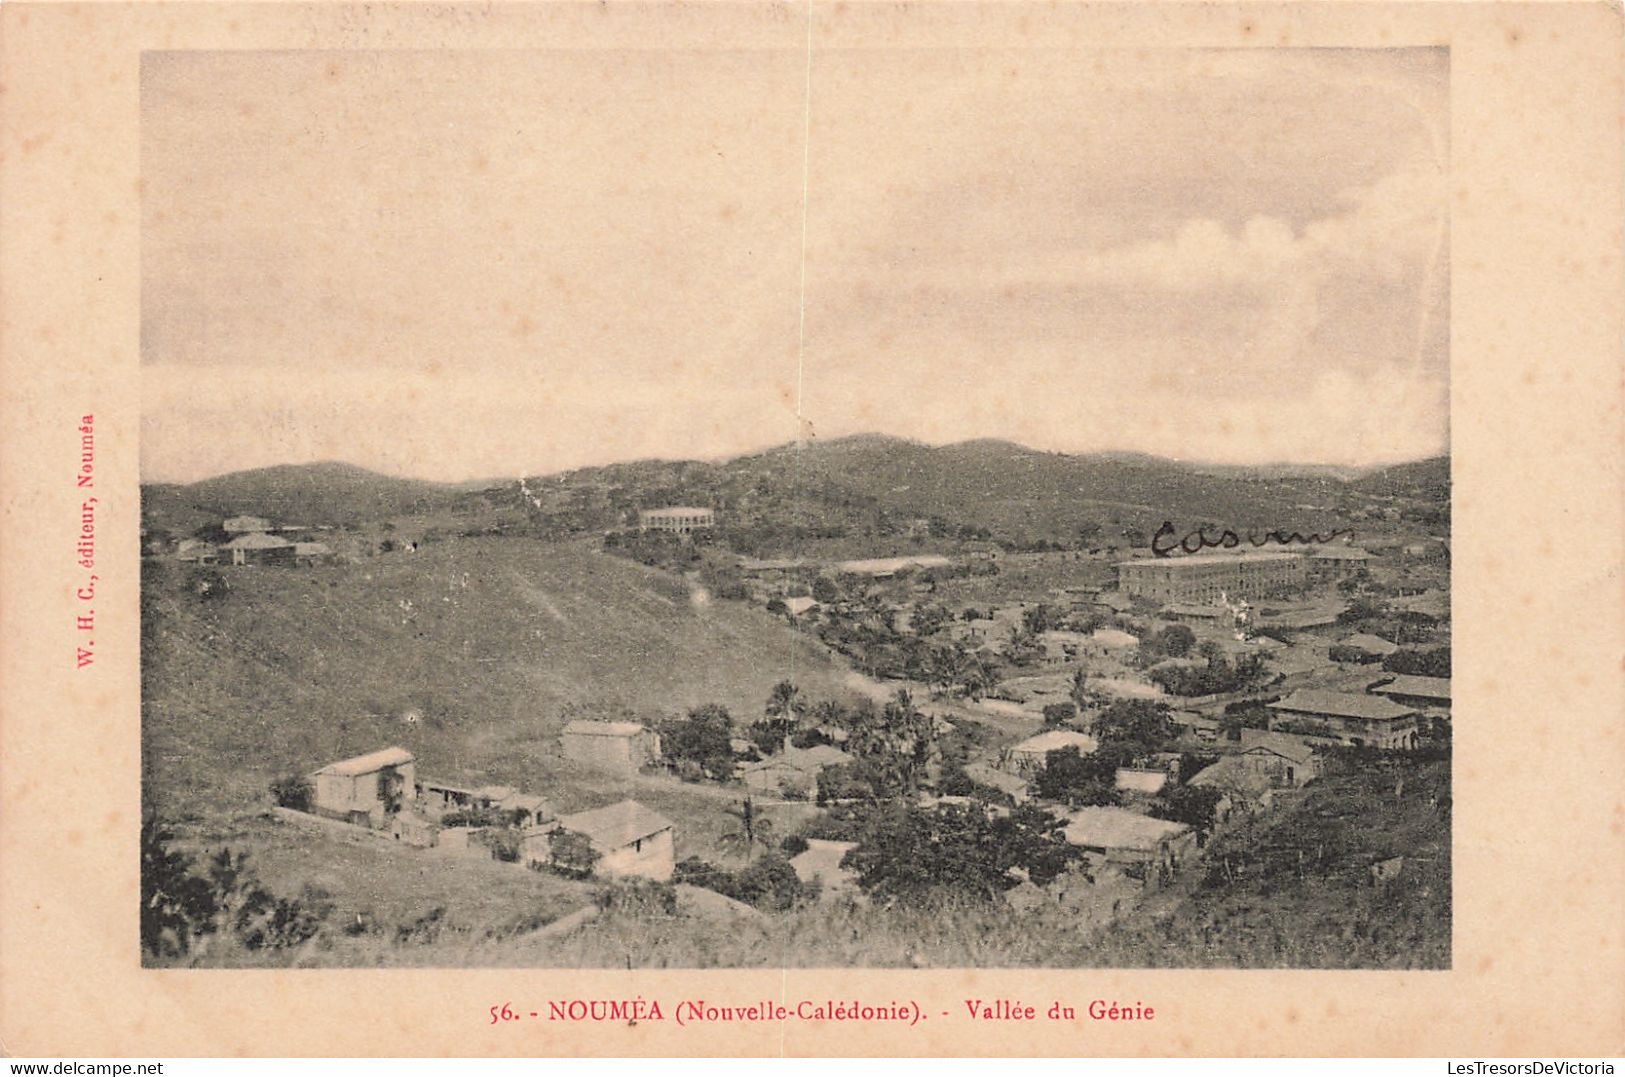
[138,443,1450,970]
[842,802,1080,902]
[142,816,329,961]
[139,537,855,817]
[657,704,737,780]
[1147,649,1268,698]
[1149,784,1224,831]
[1382,646,1451,678]
[269,774,312,811]
[673,854,816,911]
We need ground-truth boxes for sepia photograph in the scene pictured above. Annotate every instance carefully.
[137,45,1452,971]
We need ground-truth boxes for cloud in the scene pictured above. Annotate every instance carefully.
[900,165,1447,297]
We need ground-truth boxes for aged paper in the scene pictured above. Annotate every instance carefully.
[1,0,1622,1058]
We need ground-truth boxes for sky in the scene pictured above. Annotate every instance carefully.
[141,46,1448,483]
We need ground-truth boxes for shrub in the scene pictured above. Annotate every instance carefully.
[1041,702,1077,727]
[141,817,330,960]
[269,774,312,811]
[595,879,678,917]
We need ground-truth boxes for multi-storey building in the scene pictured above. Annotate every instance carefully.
[1115,551,1307,604]
[637,506,715,534]
[1267,689,1421,750]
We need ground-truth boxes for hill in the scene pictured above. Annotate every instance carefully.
[141,535,855,818]
[1350,456,1451,501]
[144,461,463,530]
[142,438,1450,556]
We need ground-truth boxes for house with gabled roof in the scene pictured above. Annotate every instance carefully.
[1237,729,1319,787]
[1002,729,1099,777]
[310,747,416,827]
[551,800,675,881]
[560,720,660,774]
[1062,806,1196,884]
[224,531,295,566]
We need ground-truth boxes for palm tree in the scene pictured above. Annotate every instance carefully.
[719,797,776,862]
[765,680,802,724]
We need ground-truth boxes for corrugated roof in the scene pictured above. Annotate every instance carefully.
[1114,768,1169,794]
[790,744,853,768]
[1269,689,1417,722]
[1310,547,1373,560]
[1010,730,1099,756]
[1165,603,1225,617]
[561,720,646,737]
[558,800,673,849]
[1118,551,1304,567]
[316,746,414,776]
[1063,807,1189,851]
[1240,730,1317,765]
[833,555,952,575]
[1089,628,1139,648]
[1189,758,1273,798]
[1340,632,1398,653]
[1372,675,1451,701]
[223,532,293,549]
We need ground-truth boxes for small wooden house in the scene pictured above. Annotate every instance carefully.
[310,747,416,828]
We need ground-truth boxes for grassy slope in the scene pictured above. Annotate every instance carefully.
[142,535,853,820]
[162,461,464,526]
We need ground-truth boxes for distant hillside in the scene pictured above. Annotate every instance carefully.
[143,439,1450,554]
[143,462,463,530]
[141,536,854,816]
[1350,456,1451,501]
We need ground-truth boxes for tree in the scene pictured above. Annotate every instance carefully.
[1069,666,1090,712]
[731,854,808,911]
[548,828,601,878]
[843,802,1079,902]
[141,817,327,959]
[1042,702,1077,728]
[1093,699,1175,754]
[1004,624,1043,667]
[911,602,952,640]
[1141,624,1196,661]
[957,651,1001,700]
[658,704,735,780]
[811,575,840,604]
[720,797,776,861]
[141,816,217,958]
[1150,784,1223,831]
[765,680,804,725]
[1218,701,1272,742]
[1032,746,1121,807]
[923,641,970,696]
[376,765,406,816]
[1382,646,1451,678]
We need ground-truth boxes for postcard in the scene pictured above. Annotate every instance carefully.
[1,0,1621,1058]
